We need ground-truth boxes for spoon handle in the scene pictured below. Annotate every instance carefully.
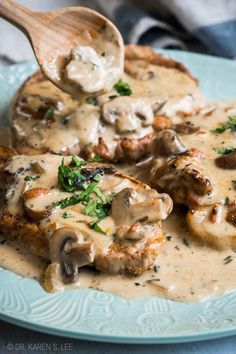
[0,0,35,34]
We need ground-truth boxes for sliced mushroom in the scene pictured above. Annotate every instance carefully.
[171,122,200,135]
[187,205,236,250]
[49,227,95,284]
[215,149,236,169]
[102,96,154,134]
[23,187,55,221]
[226,204,236,226]
[151,129,187,157]
[111,187,173,228]
[210,204,224,223]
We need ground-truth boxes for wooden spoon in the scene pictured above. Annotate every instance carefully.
[0,0,124,97]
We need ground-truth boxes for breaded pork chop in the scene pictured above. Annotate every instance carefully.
[150,100,236,250]
[11,45,203,161]
[0,153,172,291]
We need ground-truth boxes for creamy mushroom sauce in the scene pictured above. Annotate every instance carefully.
[3,96,236,302]
[1,206,236,302]
[12,60,203,155]
[2,106,236,302]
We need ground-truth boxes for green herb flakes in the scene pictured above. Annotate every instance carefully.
[62,211,72,219]
[55,156,116,233]
[70,155,87,167]
[224,255,233,264]
[213,146,234,155]
[44,108,54,120]
[108,95,118,100]
[85,96,98,106]
[90,221,106,234]
[24,175,40,181]
[114,79,132,96]
[89,155,103,162]
[58,158,86,192]
[212,116,236,134]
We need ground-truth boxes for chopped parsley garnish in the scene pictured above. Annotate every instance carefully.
[114,79,132,96]
[108,95,118,100]
[93,174,102,182]
[54,194,82,209]
[83,199,99,216]
[90,221,106,234]
[213,146,234,155]
[212,116,236,134]
[93,186,106,203]
[58,158,87,192]
[24,175,40,181]
[70,155,87,167]
[44,108,54,120]
[89,155,103,162]
[55,156,114,234]
[79,181,99,201]
[223,255,233,264]
[85,96,98,106]
[62,211,72,219]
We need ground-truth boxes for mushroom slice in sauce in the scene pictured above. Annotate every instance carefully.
[215,149,236,169]
[23,188,56,221]
[102,96,154,134]
[171,122,200,135]
[226,204,236,226]
[151,149,214,207]
[111,187,173,227]
[151,129,187,157]
[187,204,236,251]
[45,227,95,290]
[62,23,124,97]
[65,47,109,93]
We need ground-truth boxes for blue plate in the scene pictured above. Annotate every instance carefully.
[1,51,236,344]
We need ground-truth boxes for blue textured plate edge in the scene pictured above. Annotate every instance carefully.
[1,310,236,344]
